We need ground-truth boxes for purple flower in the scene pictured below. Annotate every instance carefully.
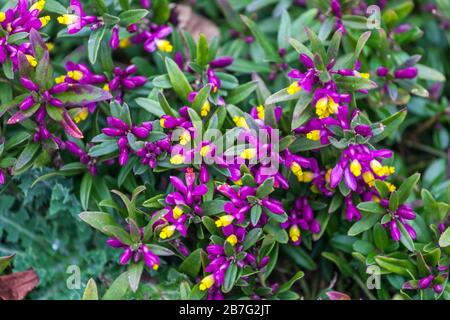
[209,56,234,69]
[57,0,100,34]
[394,67,418,79]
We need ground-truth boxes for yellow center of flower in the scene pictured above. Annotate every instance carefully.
[55,75,66,84]
[233,179,243,186]
[0,12,6,23]
[179,130,191,146]
[289,225,301,242]
[233,116,249,129]
[26,55,37,67]
[46,42,55,52]
[291,162,313,182]
[215,215,234,228]
[199,275,215,291]
[39,16,51,27]
[350,159,362,177]
[256,105,265,120]
[287,82,301,95]
[67,70,84,81]
[156,40,173,53]
[369,160,394,177]
[315,96,339,119]
[170,154,185,165]
[172,206,183,219]
[240,148,256,160]
[103,83,110,92]
[200,100,210,117]
[152,264,159,270]
[226,234,238,246]
[30,0,45,12]
[119,38,131,49]
[200,145,211,157]
[306,130,320,141]
[325,168,332,184]
[73,108,89,123]
[359,72,370,79]
[57,14,79,25]
[159,225,176,239]
[159,118,166,128]
[385,181,396,192]
[363,171,375,187]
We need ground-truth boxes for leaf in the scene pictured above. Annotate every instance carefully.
[102,272,129,300]
[334,75,377,91]
[372,109,407,143]
[416,64,445,82]
[397,222,415,252]
[80,173,93,210]
[45,0,67,14]
[55,84,112,106]
[256,178,274,199]
[202,216,221,236]
[88,26,106,64]
[243,228,262,251]
[374,256,417,277]
[82,279,99,300]
[0,269,39,300]
[192,85,211,115]
[13,141,40,172]
[222,262,238,293]
[196,33,209,67]
[327,29,342,60]
[397,173,420,203]
[374,180,390,199]
[251,205,262,226]
[226,81,258,105]
[0,254,15,274]
[118,9,149,26]
[289,38,313,58]
[357,201,385,214]
[145,244,175,256]
[439,227,450,247]
[153,0,170,24]
[240,15,280,62]
[292,93,313,129]
[165,57,193,103]
[305,28,327,67]
[79,211,120,235]
[347,212,382,236]
[128,261,144,293]
[277,271,304,294]
[277,10,291,49]
[179,249,204,278]
[281,246,317,271]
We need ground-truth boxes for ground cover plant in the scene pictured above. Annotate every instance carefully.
[0,0,449,300]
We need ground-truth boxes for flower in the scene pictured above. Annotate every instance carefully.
[107,65,147,102]
[57,0,100,34]
[107,229,161,270]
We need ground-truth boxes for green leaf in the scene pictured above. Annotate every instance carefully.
[251,205,262,226]
[13,141,40,172]
[165,57,193,103]
[438,227,450,247]
[372,109,407,143]
[256,177,274,199]
[241,15,281,62]
[192,85,211,115]
[334,75,377,91]
[281,245,317,271]
[277,271,304,294]
[152,0,170,24]
[0,254,15,274]
[374,256,417,277]
[202,216,221,236]
[305,28,327,68]
[397,173,420,203]
[45,0,68,14]
[79,211,120,235]
[292,93,313,129]
[277,10,291,49]
[196,33,209,67]
[327,29,342,60]
[80,173,93,210]
[226,81,258,105]
[55,84,112,106]
[118,9,149,26]
[348,212,382,236]
[102,272,129,300]
[128,261,144,292]
[289,38,313,58]
[243,228,262,250]
[389,190,399,212]
[88,26,106,64]
[135,98,164,117]
[374,180,390,199]
[179,248,204,279]
[397,222,415,252]
[222,262,238,293]
[82,278,99,300]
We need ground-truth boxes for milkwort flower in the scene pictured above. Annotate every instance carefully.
[102,116,152,166]
[379,200,417,241]
[57,0,100,34]
[0,0,50,69]
[64,140,98,175]
[403,265,449,294]
[106,65,147,103]
[106,228,161,270]
[153,168,208,240]
[129,24,173,53]
[281,197,320,245]
[55,61,107,122]
[329,144,395,192]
